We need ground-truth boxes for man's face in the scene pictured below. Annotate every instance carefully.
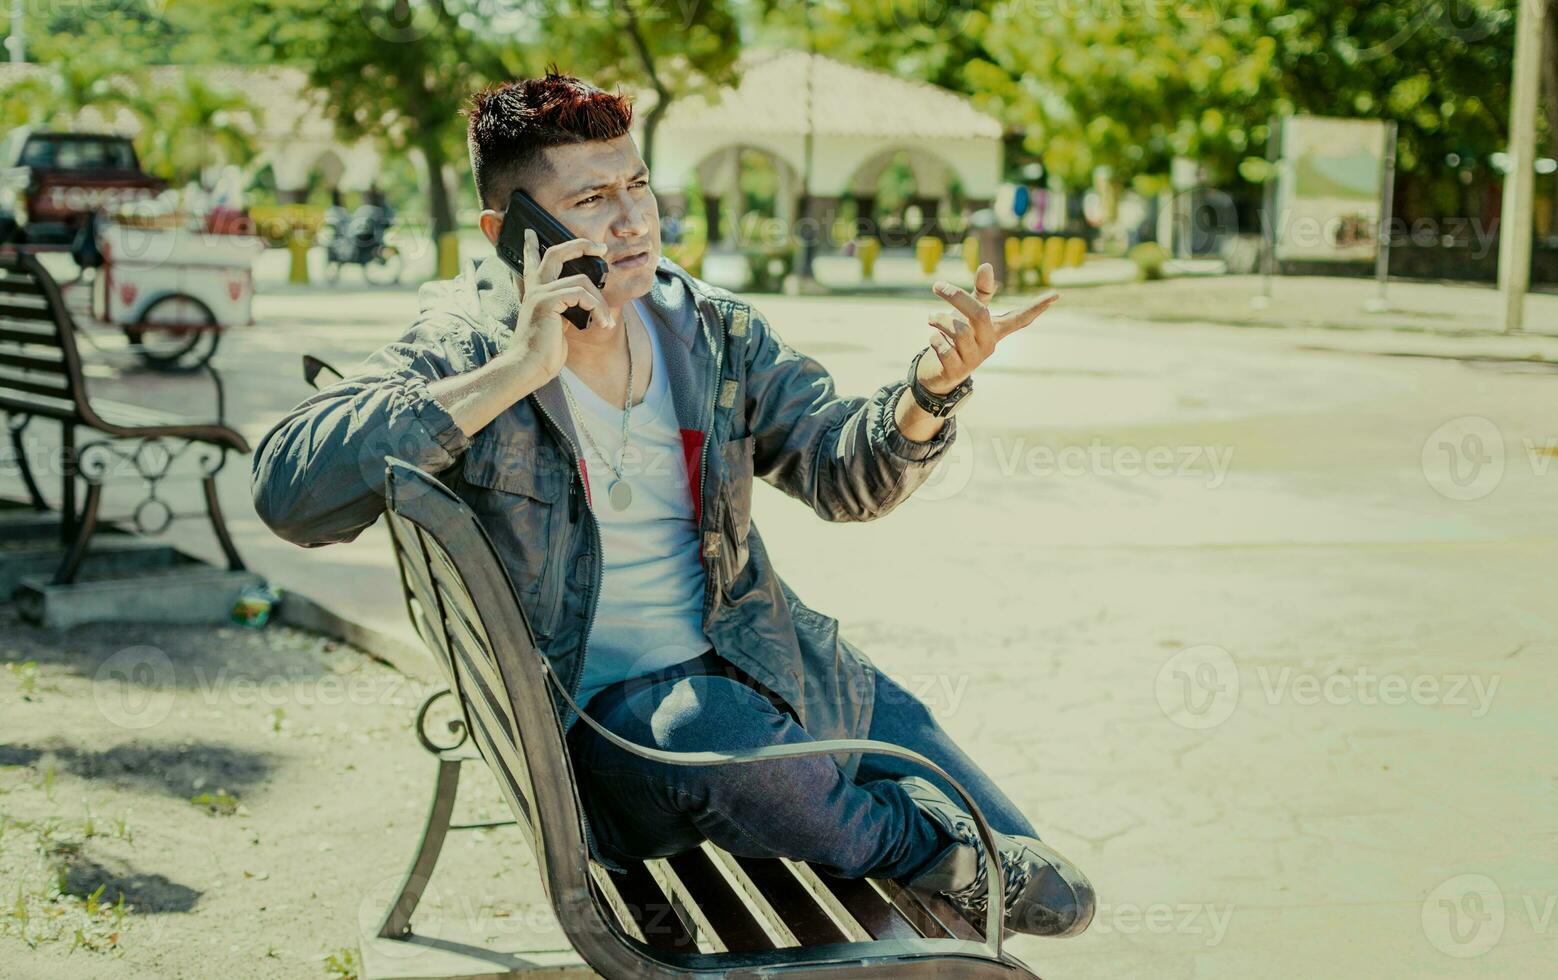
[507,134,660,308]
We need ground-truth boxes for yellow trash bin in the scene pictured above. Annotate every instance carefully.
[963,235,980,277]
[437,232,461,280]
[1064,236,1086,269]
[915,236,944,276]
[857,237,881,281]
[1021,237,1045,286]
[288,236,311,285]
[1004,237,1023,287]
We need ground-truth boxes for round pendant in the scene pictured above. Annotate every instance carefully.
[607,479,633,511]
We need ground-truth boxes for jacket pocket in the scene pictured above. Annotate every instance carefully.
[716,434,756,590]
[458,437,571,640]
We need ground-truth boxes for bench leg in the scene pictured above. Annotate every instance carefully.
[202,473,245,571]
[60,424,76,546]
[52,480,102,585]
[377,755,463,939]
[7,415,49,511]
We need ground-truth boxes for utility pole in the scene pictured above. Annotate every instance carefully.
[1498,0,1548,332]
[797,0,818,284]
[6,0,26,63]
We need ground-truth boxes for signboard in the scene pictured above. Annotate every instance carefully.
[1274,116,1390,262]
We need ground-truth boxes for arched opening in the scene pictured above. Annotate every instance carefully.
[689,144,803,249]
[843,146,965,245]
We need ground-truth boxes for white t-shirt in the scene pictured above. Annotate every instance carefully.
[560,300,713,710]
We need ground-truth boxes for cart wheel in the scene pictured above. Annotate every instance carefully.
[124,293,221,372]
[364,244,403,285]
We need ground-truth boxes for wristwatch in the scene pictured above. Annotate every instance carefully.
[906,346,974,418]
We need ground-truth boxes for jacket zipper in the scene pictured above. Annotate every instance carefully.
[694,296,725,622]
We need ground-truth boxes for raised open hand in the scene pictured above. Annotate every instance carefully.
[918,262,1059,395]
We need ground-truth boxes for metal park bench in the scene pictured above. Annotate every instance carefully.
[364,455,1042,978]
[0,250,247,585]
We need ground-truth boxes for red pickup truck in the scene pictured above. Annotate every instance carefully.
[0,128,167,246]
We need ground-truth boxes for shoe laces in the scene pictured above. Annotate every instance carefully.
[939,816,1032,917]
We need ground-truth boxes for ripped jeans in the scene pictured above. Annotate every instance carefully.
[565,650,1037,881]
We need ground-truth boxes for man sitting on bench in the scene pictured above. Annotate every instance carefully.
[251,71,1093,939]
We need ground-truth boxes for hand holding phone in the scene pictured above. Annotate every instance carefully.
[496,189,610,330]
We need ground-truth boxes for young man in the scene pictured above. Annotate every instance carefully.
[251,71,1092,938]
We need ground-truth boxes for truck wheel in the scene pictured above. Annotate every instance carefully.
[124,294,221,372]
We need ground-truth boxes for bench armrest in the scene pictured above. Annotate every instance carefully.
[541,660,1007,955]
[107,342,232,429]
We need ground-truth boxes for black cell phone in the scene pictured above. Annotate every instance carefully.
[495,189,608,330]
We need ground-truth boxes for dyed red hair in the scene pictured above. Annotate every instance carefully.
[464,68,634,208]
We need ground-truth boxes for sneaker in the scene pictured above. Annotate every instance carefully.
[900,777,1095,937]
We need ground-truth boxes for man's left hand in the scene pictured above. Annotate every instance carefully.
[919,262,1059,395]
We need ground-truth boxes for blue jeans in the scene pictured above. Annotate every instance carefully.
[566,650,1037,881]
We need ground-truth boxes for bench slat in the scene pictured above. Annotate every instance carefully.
[813,875,923,941]
[441,589,521,735]
[731,856,851,946]
[876,879,979,940]
[0,349,67,374]
[661,848,776,952]
[595,861,698,950]
[0,325,59,346]
[0,300,54,321]
[0,389,75,420]
[0,366,68,397]
[0,276,44,296]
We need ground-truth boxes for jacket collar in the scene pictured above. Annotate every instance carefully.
[454,252,719,459]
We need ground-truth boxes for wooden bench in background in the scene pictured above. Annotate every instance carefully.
[0,250,248,587]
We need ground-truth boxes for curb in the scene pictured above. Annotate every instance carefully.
[273,588,437,682]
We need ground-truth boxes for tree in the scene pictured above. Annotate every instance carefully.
[179,0,740,245]
[199,0,535,242]
[533,0,741,170]
[5,28,144,130]
[779,1,1522,221]
[134,76,260,188]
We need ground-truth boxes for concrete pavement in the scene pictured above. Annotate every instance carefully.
[7,262,1558,978]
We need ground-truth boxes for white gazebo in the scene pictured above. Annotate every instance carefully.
[641,49,1004,244]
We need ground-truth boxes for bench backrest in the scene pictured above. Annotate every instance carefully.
[0,251,89,422]
[382,458,647,969]
[381,457,1032,978]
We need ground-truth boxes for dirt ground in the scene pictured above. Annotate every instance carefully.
[0,606,550,980]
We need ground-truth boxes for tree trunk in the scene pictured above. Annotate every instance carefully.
[640,99,668,174]
[421,135,456,241]
[617,0,671,174]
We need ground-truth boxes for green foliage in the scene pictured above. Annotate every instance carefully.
[173,0,739,236]
[322,945,360,979]
[781,0,1521,217]
[134,76,259,186]
[1129,241,1168,280]
[190,789,240,817]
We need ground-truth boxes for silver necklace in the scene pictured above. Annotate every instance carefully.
[561,319,635,512]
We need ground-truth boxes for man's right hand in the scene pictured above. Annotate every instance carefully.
[506,226,614,383]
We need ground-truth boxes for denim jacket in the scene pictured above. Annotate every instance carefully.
[251,254,959,780]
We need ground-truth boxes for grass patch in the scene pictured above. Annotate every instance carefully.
[190,789,242,817]
[0,808,134,952]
